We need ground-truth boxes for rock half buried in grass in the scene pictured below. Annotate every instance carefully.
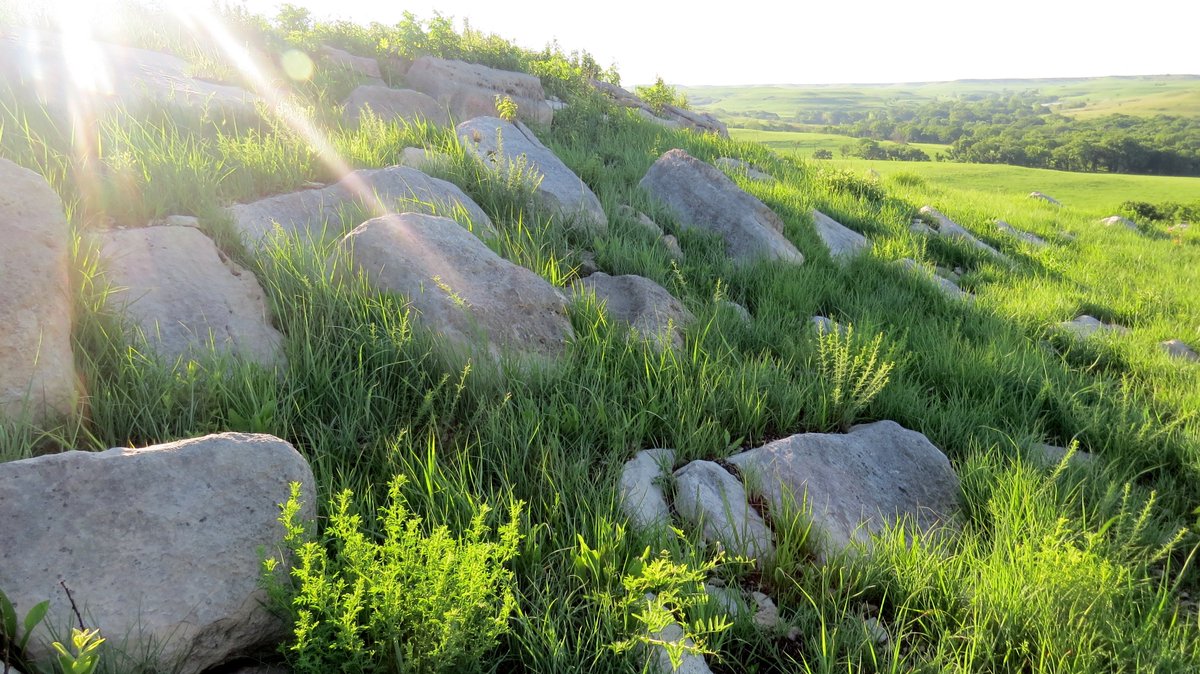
[407,55,554,126]
[1101,215,1139,230]
[1028,191,1061,206]
[918,206,1007,262]
[727,420,960,559]
[715,157,774,182]
[457,116,608,236]
[639,149,803,266]
[0,158,78,424]
[1057,314,1130,339]
[1161,339,1199,361]
[619,448,675,531]
[228,165,495,248]
[894,258,971,301]
[0,433,316,674]
[811,209,871,260]
[995,219,1048,247]
[338,213,574,362]
[342,85,449,126]
[98,225,285,368]
[573,273,693,350]
[673,460,776,566]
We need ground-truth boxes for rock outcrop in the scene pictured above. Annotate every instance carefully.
[673,460,775,565]
[342,85,449,126]
[229,165,494,247]
[338,213,574,361]
[811,209,871,260]
[573,273,692,350]
[1058,314,1129,339]
[0,158,77,423]
[407,56,553,125]
[619,448,675,531]
[0,433,316,674]
[591,80,728,137]
[97,226,285,367]
[918,206,1007,261]
[1028,191,1061,206]
[995,219,1048,247]
[318,45,382,80]
[458,117,607,235]
[639,149,803,265]
[895,258,970,300]
[727,421,960,557]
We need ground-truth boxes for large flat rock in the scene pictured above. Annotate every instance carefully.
[573,273,692,350]
[407,56,553,125]
[673,460,775,566]
[342,85,449,126]
[457,117,607,236]
[639,149,802,266]
[228,165,494,247]
[97,226,285,367]
[338,213,574,362]
[0,433,316,674]
[0,158,77,424]
[728,421,960,557]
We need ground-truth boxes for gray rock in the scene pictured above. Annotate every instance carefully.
[318,45,382,79]
[1161,339,1199,361]
[591,80,728,137]
[407,56,553,125]
[229,165,494,247]
[1028,191,1061,206]
[343,85,449,126]
[1101,215,1139,231]
[811,209,871,260]
[918,206,1007,261]
[458,117,607,236]
[910,220,935,236]
[718,300,752,324]
[620,448,676,531]
[162,214,200,227]
[673,460,775,566]
[895,259,970,300]
[1032,442,1096,467]
[399,146,450,172]
[810,315,841,334]
[573,273,692,350]
[338,213,574,362]
[750,591,782,630]
[995,219,1048,247]
[0,158,77,424]
[1058,314,1129,339]
[727,420,960,558]
[618,205,665,238]
[577,251,600,277]
[0,29,259,121]
[661,234,684,261]
[863,617,889,645]
[643,598,714,674]
[0,433,316,674]
[639,149,803,266]
[704,583,748,620]
[97,226,285,368]
[715,157,773,182]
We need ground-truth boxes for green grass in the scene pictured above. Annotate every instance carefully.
[733,128,949,159]
[2,7,1200,674]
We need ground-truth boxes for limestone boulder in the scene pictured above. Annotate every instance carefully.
[619,448,675,531]
[644,596,714,674]
[618,205,665,238]
[318,45,382,80]
[0,433,316,674]
[228,165,494,247]
[639,149,803,265]
[342,85,449,126]
[1101,215,1139,231]
[573,273,693,350]
[995,219,1048,247]
[895,259,970,300]
[1028,191,1061,206]
[1161,339,1198,361]
[0,158,77,423]
[718,300,752,324]
[1032,442,1097,467]
[97,226,285,367]
[918,206,1007,261]
[591,80,728,137]
[407,56,553,125]
[673,460,775,565]
[458,117,607,236]
[811,209,871,260]
[1058,314,1129,339]
[338,213,574,361]
[661,234,684,261]
[715,157,773,182]
[399,147,450,172]
[727,420,960,557]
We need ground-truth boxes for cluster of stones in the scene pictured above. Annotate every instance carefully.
[619,421,962,672]
[590,79,728,136]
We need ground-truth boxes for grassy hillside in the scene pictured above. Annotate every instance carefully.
[2,6,1200,674]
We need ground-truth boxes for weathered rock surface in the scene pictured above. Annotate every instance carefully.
[1161,339,1199,361]
[715,157,773,182]
[995,219,1048,247]
[811,209,871,260]
[1032,442,1096,467]
[0,433,316,674]
[338,213,574,361]
[639,149,803,265]
[661,234,684,260]
[407,56,553,125]
[619,448,675,531]
[0,29,259,120]
[918,206,1007,261]
[644,598,714,674]
[342,85,449,126]
[1058,314,1129,339]
[618,205,665,238]
[591,80,728,137]
[399,146,449,171]
[1101,215,1139,230]
[1028,191,1061,206]
[97,226,285,367]
[458,117,607,235]
[811,315,842,334]
[727,420,960,557]
[229,165,494,247]
[673,460,775,565]
[573,273,693,349]
[0,158,77,423]
[895,259,970,300]
[318,45,382,80]
[718,300,752,324]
